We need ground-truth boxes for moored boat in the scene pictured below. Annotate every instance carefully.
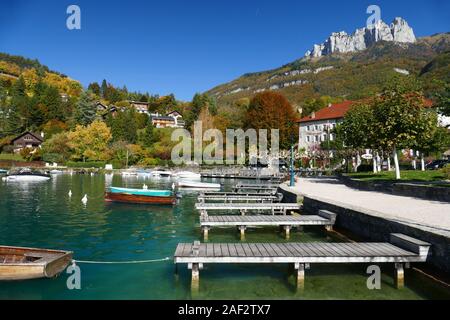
[174,171,201,180]
[151,170,173,178]
[0,246,73,281]
[0,169,7,174]
[121,169,138,176]
[105,192,176,205]
[109,187,173,197]
[2,168,51,182]
[177,180,221,189]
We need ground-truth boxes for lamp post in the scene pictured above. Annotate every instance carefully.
[290,144,295,187]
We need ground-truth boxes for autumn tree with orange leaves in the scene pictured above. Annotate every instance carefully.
[244,92,299,150]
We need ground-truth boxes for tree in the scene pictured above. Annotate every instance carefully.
[244,92,299,149]
[41,132,71,163]
[43,85,63,121]
[413,111,450,170]
[67,120,112,162]
[101,79,108,99]
[434,81,450,122]
[88,82,101,97]
[341,76,436,179]
[109,109,138,143]
[10,76,28,130]
[74,90,96,126]
[142,121,156,147]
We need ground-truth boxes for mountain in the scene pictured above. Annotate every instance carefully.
[206,19,450,111]
[304,17,416,58]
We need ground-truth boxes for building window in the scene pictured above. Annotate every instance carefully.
[330,134,334,141]
[315,136,320,142]
[306,136,311,143]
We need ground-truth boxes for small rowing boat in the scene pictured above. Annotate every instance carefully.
[0,246,73,281]
[177,180,221,189]
[109,187,173,197]
[105,192,176,205]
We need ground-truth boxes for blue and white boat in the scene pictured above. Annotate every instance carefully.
[109,187,173,197]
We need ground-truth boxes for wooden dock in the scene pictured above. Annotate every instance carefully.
[174,233,431,290]
[199,210,337,240]
[195,202,301,216]
[197,193,282,203]
[233,183,280,193]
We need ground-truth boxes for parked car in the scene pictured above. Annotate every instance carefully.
[425,159,449,170]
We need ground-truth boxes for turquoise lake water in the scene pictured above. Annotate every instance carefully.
[0,173,448,300]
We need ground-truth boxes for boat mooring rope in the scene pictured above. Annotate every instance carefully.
[72,257,171,265]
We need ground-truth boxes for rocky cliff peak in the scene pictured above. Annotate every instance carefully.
[305,17,416,58]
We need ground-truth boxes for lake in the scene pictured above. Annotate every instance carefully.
[0,173,448,300]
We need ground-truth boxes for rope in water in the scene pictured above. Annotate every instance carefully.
[72,257,171,264]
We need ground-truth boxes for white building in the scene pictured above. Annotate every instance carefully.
[297,101,355,151]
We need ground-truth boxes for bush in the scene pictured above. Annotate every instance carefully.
[139,157,161,167]
[110,159,125,170]
[0,153,24,161]
[42,153,64,163]
[66,161,106,168]
[444,164,450,180]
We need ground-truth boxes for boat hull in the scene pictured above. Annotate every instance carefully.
[3,175,51,182]
[0,246,73,281]
[105,192,176,205]
[109,187,173,197]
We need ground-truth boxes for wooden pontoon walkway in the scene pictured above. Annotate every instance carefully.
[199,210,336,240]
[197,193,282,203]
[174,233,431,290]
[233,183,280,193]
[195,202,301,215]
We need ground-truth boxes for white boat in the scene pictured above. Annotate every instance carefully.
[151,170,173,178]
[174,171,201,180]
[121,170,138,176]
[2,168,51,182]
[50,169,63,175]
[177,180,221,189]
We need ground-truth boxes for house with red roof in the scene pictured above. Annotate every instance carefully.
[297,101,355,151]
[297,97,437,152]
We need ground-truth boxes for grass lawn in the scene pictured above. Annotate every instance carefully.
[347,170,448,182]
[0,153,25,161]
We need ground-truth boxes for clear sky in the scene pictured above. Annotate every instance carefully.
[0,0,449,101]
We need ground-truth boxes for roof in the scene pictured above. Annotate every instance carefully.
[11,131,44,143]
[298,101,355,123]
[152,116,176,122]
[167,110,182,117]
[298,97,434,124]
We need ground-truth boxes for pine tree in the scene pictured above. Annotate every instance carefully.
[101,79,108,99]
[143,120,155,147]
[10,76,28,130]
[74,90,96,126]
[44,85,63,121]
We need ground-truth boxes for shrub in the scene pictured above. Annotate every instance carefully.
[66,161,106,168]
[444,164,450,180]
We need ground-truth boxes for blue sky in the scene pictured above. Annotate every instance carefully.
[0,0,449,101]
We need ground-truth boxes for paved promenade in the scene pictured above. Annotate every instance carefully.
[284,178,450,238]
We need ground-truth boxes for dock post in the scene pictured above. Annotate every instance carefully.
[202,227,210,241]
[284,226,291,239]
[190,263,200,291]
[395,263,404,289]
[238,226,246,240]
[325,225,333,232]
[294,263,306,290]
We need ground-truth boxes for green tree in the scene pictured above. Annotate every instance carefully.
[74,90,97,126]
[10,76,28,130]
[88,82,101,97]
